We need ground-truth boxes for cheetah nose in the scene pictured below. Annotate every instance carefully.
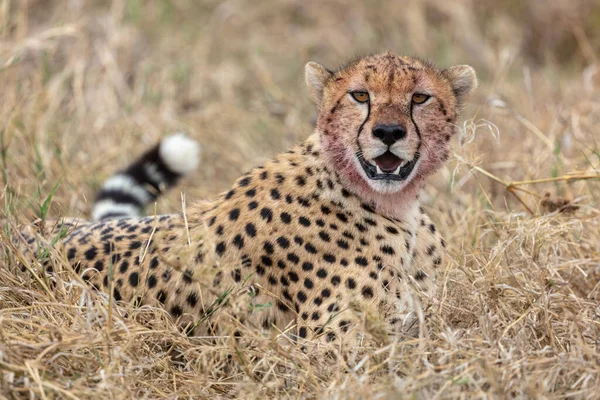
[372,124,406,146]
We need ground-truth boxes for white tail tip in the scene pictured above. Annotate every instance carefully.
[159,132,201,174]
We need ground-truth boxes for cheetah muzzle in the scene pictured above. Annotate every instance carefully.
[358,150,420,181]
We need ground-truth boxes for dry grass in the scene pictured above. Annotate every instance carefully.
[1,0,600,398]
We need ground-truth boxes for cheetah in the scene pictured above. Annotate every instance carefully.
[5,52,477,344]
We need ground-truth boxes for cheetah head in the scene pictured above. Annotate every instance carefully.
[306,52,477,200]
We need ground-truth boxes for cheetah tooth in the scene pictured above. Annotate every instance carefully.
[376,165,383,174]
[393,166,401,175]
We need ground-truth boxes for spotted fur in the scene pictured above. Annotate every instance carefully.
[8,52,477,344]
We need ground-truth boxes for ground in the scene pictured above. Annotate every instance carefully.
[1,0,600,398]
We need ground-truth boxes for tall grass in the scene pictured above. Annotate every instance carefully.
[1,0,599,398]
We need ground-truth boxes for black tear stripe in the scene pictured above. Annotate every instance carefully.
[356,96,371,154]
[409,101,423,158]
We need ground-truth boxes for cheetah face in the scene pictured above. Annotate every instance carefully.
[306,52,477,196]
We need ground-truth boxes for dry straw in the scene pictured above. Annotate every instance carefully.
[1,0,599,398]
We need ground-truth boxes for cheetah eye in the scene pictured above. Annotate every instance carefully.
[412,93,430,104]
[350,91,369,103]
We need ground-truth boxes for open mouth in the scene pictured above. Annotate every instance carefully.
[357,151,420,181]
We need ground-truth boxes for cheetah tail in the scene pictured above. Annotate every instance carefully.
[91,132,200,221]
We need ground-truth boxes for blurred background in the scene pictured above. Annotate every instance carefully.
[1,0,599,221]
[2,2,600,397]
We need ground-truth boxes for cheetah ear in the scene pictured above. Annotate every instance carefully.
[442,65,478,106]
[305,61,333,105]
